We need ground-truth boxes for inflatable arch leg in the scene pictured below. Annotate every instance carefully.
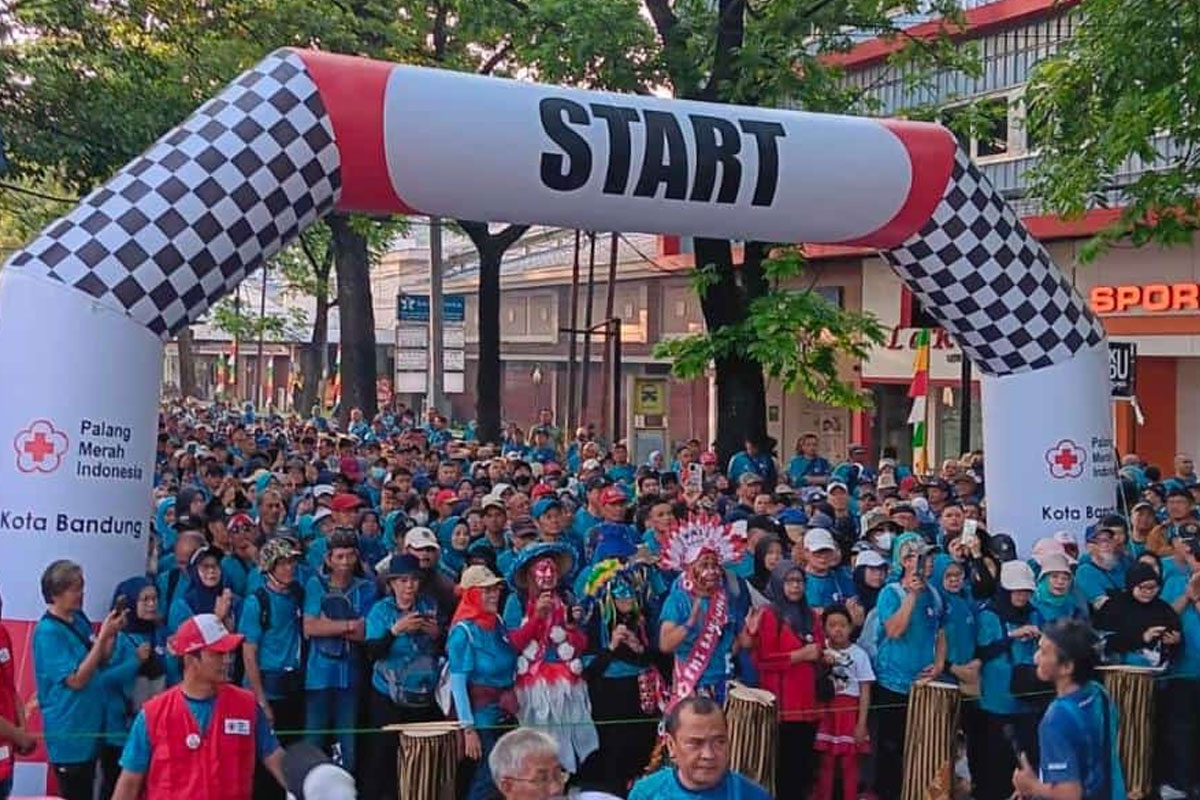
[0,51,1112,787]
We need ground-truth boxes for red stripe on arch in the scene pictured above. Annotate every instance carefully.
[294,50,418,215]
[838,120,956,249]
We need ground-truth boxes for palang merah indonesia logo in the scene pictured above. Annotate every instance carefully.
[14,419,69,474]
[1045,439,1086,480]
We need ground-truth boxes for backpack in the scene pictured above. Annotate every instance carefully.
[255,582,305,631]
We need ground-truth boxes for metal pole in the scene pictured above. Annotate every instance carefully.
[611,319,622,443]
[580,232,597,427]
[254,263,269,409]
[600,233,618,439]
[232,287,241,402]
[960,355,973,456]
[565,231,582,435]
[428,216,445,414]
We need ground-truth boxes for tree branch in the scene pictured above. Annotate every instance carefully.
[642,0,678,43]
[701,0,746,102]
[478,39,512,75]
[494,223,530,251]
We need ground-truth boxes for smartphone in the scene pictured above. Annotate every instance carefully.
[961,519,979,551]
[686,463,703,492]
[114,595,128,615]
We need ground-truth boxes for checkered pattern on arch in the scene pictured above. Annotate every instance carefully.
[6,49,341,339]
[883,149,1104,377]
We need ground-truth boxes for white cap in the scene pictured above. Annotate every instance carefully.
[404,527,440,550]
[581,458,602,472]
[492,483,514,497]
[805,528,838,552]
[312,484,336,500]
[1039,552,1073,576]
[855,550,888,569]
[827,481,849,494]
[1000,560,1037,592]
[312,508,332,524]
[481,495,506,511]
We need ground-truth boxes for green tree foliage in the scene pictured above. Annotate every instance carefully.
[1026,0,1200,260]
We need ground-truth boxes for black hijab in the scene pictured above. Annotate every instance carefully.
[852,563,883,614]
[1095,561,1180,654]
[768,560,814,639]
[751,534,781,593]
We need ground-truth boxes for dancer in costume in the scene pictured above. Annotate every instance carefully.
[505,542,600,774]
[657,513,755,707]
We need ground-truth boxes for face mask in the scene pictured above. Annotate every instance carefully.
[875,532,894,552]
[370,467,386,481]
[411,511,429,525]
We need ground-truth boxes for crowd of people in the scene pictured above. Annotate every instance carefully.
[4,400,1198,800]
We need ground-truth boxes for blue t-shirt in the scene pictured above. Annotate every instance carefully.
[661,583,743,691]
[447,620,517,727]
[237,585,303,695]
[221,555,256,598]
[1162,565,1200,678]
[118,693,278,772]
[629,767,771,800]
[804,568,856,609]
[33,612,106,763]
[365,595,441,699]
[941,592,977,668]
[303,575,377,691]
[1075,561,1126,608]
[875,584,943,695]
[976,607,1037,715]
[100,631,155,747]
[1038,682,1125,799]
[727,452,775,485]
[787,455,831,486]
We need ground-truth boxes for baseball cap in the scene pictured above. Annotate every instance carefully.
[329,493,364,512]
[1168,487,1193,500]
[482,496,506,512]
[385,554,422,578]
[531,496,563,519]
[826,481,849,494]
[738,472,764,487]
[1131,500,1155,513]
[848,443,867,454]
[581,458,602,472]
[460,565,505,590]
[492,483,515,497]
[899,475,920,493]
[168,613,244,656]
[805,528,838,552]
[1085,523,1115,542]
[312,507,333,525]
[855,550,889,569]
[433,488,458,507]
[1000,560,1037,592]
[585,476,612,492]
[599,486,627,506]
[312,484,336,501]
[543,462,563,475]
[404,527,440,551]
[699,451,718,466]
[530,483,556,501]
[510,516,539,540]
[890,502,916,516]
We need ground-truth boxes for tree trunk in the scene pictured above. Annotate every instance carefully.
[329,213,377,424]
[694,237,771,466]
[298,282,329,416]
[175,326,197,399]
[460,221,529,445]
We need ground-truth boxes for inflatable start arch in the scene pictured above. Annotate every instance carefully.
[0,47,1114,636]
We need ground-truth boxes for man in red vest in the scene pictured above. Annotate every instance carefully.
[110,613,285,800]
[0,592,36,800]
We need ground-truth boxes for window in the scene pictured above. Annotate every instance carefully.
[939,95,1017,162]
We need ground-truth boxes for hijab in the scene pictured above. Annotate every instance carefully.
[889,531,925,582]
[989,583,1034,626]
[112,577,159,635]
[750,535,780,593]
[1034,567,1078,611]
[438,520,469,582]
[450,586,498,631]
[182,549,229,615]
[852,562,883,614]
[768,560,814,639]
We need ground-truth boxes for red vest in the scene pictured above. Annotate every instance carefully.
[144,684,258,800]
[0,625,15,783]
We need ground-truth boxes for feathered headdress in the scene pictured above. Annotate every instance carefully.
[656,512,746,572]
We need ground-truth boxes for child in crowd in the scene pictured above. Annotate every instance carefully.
[814,604,874,800]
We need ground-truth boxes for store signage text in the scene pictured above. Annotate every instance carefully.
[883,327,956,350]
[1089,283,1200,313]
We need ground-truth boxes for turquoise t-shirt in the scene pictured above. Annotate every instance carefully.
[33,612,106,763]
[303,574,377,691]
[875,584,942,695]
[365,595,441,699]
[447,620,517,728]
[660,582,742,691]
[977,608,1037,715]
[1162,566,1200,679]
[100,631,150,747]
[629,767,771,800]
[118,694,278,772]
[237,585,303,696]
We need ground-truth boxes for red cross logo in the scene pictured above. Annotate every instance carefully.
[14,419,69,474]
[1046,439,1086,480]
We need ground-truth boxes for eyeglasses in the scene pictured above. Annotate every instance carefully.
[509,769,568,787]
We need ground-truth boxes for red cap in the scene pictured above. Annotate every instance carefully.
[228,512,254,530]
[169,613,244,656]
[543,462,563,474]
[699,451,717,465]
[433,488,458,507]
[329,493,364,512]
[899,476,919,492]
[530,483,556,501]
[339,455,363,478]
[600,486,627,506]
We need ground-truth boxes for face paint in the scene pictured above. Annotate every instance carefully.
[692,552,722,593]
[532,556,559,591]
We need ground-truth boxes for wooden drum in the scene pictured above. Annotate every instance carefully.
[901,680,961,800]
[724,682,779,796]
[384,720,464,800]
[1100,665,1158,800]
